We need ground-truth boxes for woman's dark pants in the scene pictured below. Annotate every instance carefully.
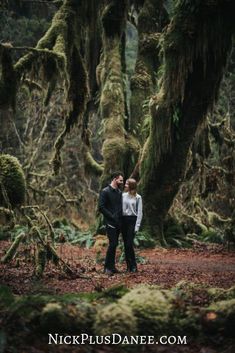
[122,216,137,270]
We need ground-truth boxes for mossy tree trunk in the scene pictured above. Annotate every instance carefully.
[140,0,234,243]
[130,0,168,143]
[98,0,139,186]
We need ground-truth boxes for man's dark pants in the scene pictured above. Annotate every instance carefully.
[104,225,120,270]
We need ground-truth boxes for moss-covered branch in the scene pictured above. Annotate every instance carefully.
[85,151,104,176]
[1,232,26,263]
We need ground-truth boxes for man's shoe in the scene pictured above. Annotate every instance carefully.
[104,268,114,276]
[112,268,120,274]
[129,267,138,273]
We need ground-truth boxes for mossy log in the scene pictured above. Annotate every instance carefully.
[1,232,25,263]
[2,282,235,348]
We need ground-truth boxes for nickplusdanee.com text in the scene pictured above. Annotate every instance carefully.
[48,333,187,345]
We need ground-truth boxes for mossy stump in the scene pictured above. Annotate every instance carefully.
[0,154,26,207]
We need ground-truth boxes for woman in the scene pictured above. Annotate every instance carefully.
[122,178,143,272]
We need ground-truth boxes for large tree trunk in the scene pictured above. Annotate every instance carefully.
[140,0,234,242]
[98,0,139,186]
[130,0,168,143]
[98,1,127,186]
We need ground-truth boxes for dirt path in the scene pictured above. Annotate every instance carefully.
[0,241,234,295]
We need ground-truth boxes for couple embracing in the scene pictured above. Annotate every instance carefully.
[98,171,143,275]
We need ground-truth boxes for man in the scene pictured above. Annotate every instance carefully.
[98,171,124,275]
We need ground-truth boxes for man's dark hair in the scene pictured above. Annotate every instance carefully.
[111,171,124,180]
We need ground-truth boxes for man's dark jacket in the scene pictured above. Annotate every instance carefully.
[98,185,122,228]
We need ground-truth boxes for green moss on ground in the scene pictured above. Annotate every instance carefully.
[1,281,235,351]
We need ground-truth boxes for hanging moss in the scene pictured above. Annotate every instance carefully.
[0,44,16,110]
[0,154,26,207]
[161,0,234,105]
[130,61,152,90]
[51,14,89,173]
[13,1,89,174]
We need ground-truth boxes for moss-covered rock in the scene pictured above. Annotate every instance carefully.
[119,286,171,335]
[40,302,69,333]
[40,301,97,334]
[74,301,96,334]
[203,299,235,337]
[94,303,137,336]
[207,286,235,302]
[171,282,235,337]
[170,307,201,337]
[0,154,26,207]
[174,281,235,304]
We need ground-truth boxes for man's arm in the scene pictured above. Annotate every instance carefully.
[98,190,115,222]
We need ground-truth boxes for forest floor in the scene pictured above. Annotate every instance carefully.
[0,240,235,295]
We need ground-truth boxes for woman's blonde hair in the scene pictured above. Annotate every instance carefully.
[126,178,137,196]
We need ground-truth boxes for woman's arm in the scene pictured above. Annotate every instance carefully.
[135,195,143,232]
